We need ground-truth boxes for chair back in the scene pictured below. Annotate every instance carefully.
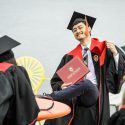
[16,56,48,94]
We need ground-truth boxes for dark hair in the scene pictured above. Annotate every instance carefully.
[72,18,86,30]
[72,18,91,35]
[0,50,17,65]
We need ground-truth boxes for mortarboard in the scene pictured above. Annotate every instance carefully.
[67,11,96,30]
[0,35,20,55]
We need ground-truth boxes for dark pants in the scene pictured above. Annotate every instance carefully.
[50,79,98,107]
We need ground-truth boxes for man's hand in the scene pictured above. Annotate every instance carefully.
[61,82,73,90]
[106,41,118,56]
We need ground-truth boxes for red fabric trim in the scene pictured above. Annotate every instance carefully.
[68,99,75,125]
[68,44,83,60]
[28,118,37,125]
[90,38,106,66]
[97,65,102,125]
[0,62,13,72]
[68,38,106,66]
[121,105,125,109]
[67,38,106,124]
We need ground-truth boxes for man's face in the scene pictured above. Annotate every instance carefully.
[72,22,90,41]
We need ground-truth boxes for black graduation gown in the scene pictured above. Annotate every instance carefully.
[44,41,125,125]
[0,65,40,125]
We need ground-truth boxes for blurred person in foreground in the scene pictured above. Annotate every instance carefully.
[0,35,99,125]
[0,35,40,125]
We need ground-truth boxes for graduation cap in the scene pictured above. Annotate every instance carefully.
[0,35,20,55]
[67,11,96,30]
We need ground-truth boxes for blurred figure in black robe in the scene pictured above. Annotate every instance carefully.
[0,35,39,125]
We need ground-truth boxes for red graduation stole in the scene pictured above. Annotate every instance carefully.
[68,38,106,66]
[68,38,106,125]
[0,62,13,72]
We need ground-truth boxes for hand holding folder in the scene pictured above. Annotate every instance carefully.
[57,57,89,85]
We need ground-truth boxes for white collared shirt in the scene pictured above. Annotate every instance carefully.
[81,41,97,85]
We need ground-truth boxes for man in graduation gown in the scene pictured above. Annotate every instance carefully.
[44,11,125,125]
[0,35,40,125]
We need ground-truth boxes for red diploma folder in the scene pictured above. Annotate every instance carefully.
[57,56,89,84]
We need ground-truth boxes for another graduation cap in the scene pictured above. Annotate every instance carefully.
[0,35,20,55]
[67,11,96,30]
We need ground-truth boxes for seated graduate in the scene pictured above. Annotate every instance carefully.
[0,35,40,125]
[44,11,125,125]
